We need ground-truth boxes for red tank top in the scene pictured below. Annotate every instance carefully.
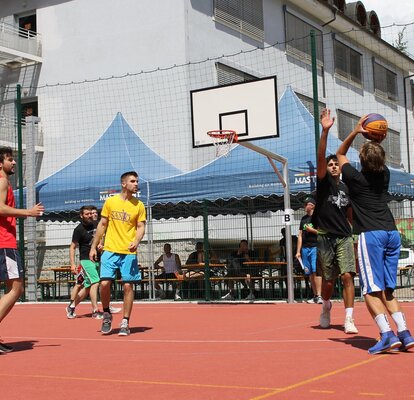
[0,178,17,248]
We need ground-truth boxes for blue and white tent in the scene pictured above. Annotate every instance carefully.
[25,112,181,216]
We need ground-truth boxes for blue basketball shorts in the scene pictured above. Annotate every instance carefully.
[0,248,23,281]
[357,230,400,295]
[100,251,141,282]
[301,247,317,275]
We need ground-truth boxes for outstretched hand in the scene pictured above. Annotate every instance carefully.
[30,203,44,217]
[320,108,335,131]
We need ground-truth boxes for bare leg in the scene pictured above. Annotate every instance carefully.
[122,283,134,318]
[321,278,334,301]
[341,272,355,308]
[0,279,24,322]
[88,283,100,311]
[100,280,111,310]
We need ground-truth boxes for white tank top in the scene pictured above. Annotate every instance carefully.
[163,253,179,273]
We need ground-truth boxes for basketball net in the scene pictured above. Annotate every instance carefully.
[207,130,238,158]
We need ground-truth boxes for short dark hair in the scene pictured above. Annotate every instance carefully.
[79,205,93,214]
[121,171,138,182]
[195,241,203,250]
[326,154,337,164]
[0,146,13,163]
[239,239,248,247]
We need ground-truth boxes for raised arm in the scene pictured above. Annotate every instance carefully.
[336,115,368,169]
[317,109,335,179]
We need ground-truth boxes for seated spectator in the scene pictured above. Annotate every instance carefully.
[154,243,183,301]
[184,241,217,279]
[221,240,257,301]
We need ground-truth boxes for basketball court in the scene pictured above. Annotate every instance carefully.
[1,301,413,399]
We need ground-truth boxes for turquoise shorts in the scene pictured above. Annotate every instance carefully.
[80,260,100,288]
[100,251,141,282]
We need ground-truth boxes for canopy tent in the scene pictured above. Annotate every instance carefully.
[148,87,414,219]
[18,112,181,219]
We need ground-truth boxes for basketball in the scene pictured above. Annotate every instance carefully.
[362,113,387,141]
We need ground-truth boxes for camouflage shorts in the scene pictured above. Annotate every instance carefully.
[317,234,356,281]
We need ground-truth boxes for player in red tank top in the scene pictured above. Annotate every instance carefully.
[0,146,44,353]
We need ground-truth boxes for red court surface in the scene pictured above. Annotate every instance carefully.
[1,301,414,400]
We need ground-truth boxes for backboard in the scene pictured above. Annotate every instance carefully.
[191,76,279,148]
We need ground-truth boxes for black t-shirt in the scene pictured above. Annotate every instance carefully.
[72,222,96,260]
[312,173,352,237]
[231,249,255,264]
[341,163,396,233]
[299,214,317,247]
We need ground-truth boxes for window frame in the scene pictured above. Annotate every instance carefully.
[333,38,363,87]
[214,0,264,42]
[373,60,398,102]
[284,10,324,66]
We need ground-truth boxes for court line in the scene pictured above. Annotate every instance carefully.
[0,373,278,392]
[247,355,387,400]
[5,335,373,344]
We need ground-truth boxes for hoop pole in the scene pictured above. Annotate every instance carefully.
[237,140,294,304]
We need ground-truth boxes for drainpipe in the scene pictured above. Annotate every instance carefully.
[403,74,414,173]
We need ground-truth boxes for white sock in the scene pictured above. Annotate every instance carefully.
[374,314,391,333]
[391,312,407,333]
[345,308,353,318]
[322,299,331,310]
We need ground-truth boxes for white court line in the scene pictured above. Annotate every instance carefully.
[4,335,373,344]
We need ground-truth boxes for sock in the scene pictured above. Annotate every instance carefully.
[69,301,75,309]
[103,307,111,313]
[391,311,408,333]
[374,313,391,333]
[322,299,331,310]
[345,307,353,318]
[122,317,129,323]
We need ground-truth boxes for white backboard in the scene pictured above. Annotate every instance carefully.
[191,76,279,148]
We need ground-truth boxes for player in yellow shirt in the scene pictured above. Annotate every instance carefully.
[90,171,146,336]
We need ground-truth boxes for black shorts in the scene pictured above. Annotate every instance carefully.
[0,248,23,281]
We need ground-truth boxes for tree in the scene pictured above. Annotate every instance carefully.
[394,27,408,54]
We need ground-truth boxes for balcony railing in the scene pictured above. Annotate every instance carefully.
[0,21,42,62]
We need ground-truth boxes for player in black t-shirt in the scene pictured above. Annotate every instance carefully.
[67,206,102,319]
[337,115,414,354]
[312,109,358,334]
[296,197,321,304]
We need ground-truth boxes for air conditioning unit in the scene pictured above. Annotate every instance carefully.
[366,10,381,38]
[322,0,346,13]
[344,1,367,27]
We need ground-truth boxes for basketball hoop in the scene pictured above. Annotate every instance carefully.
[207,130,238,157]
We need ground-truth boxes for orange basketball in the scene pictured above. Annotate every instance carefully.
[362,113,387,142]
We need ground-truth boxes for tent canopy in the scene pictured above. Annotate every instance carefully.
[148,87,414,219]
[26,112,181,216]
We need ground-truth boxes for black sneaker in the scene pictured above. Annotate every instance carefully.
[101,312,113,335]
[0,342,13,353]
[66,305,76,319]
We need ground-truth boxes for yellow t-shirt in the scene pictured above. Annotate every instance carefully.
[101,195,146,254]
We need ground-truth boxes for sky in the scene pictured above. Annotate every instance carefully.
[360,0,414,54]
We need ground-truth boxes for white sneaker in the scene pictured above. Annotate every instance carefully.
[244,292,255,301]
[174,293,181,301]
[118,319,130,336]
[221,292,234,300]
[319,301,331,328]
[109,305,122,314]
[344,316,358,334]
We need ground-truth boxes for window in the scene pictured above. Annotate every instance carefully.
[334,40,362,85]
[18,13,37,37]
[337,110,401,168]
[216,63,257,85]
[285,11,323,64]
[374,61,398,101]
[295,93,326,117]
[214,0,264,42]
[21,100,38,124]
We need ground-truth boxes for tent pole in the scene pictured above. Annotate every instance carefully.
[146,182,155,300]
